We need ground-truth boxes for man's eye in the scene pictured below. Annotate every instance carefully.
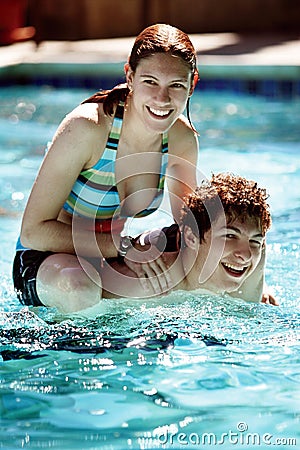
[225,233,235,239]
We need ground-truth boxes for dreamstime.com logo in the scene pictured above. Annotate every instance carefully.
[138,422,297,447]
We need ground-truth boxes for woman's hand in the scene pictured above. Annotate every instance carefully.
[124,243,174,295]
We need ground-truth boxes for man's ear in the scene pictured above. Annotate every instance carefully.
[183,225,198,250]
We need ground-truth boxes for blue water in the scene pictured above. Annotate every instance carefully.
[0,86,300,449]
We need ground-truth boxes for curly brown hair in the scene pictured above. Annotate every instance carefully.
[181,173,272,242]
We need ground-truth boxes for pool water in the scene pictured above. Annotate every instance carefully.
[0,86,300,449]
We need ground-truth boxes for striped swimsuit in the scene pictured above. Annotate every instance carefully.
[16,101,168,251]
[62,101,169,225]
[13,101,169,305]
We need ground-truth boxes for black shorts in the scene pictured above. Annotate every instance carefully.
[12,250,53,307]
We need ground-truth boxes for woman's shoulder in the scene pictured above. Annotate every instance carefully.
[168,115,199,154]
[170,114,197,137]
[55,102,112,141]
[66,102,107,126]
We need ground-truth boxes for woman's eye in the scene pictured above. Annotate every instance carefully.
[144,79,156,85]
[250,240,262,247]
[171,83,185,89]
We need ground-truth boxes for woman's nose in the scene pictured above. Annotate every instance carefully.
[155,87,170,104]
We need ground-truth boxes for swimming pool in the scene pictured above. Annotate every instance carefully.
[0,85,299,449]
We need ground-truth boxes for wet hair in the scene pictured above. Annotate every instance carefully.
[181,173,272,242]
[128,23,197,75]
[82,24,198,128]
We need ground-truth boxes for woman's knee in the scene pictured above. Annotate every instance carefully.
[36,253,102,312]
[38,254,99,286]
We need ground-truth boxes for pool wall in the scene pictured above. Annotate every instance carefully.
[1,61,300,99]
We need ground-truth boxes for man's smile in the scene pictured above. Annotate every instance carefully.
[222,262,248,278]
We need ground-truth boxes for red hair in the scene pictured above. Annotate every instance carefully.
[82,24,198,128]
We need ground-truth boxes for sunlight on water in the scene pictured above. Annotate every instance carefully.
[0,87,299,449]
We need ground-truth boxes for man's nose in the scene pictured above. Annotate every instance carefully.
[233,240,252,262]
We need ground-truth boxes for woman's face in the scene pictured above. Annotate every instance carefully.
[126,52,194,133]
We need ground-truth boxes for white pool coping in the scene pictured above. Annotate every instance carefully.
[1,33,300,80]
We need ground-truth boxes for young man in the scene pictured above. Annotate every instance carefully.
[101,173,277,306]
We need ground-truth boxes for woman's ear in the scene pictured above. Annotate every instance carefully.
[189,70,199,96]
[183,225,199,250]
[124,63,134,88]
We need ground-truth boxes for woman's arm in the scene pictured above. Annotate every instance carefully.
[167,117,199,223]
[122,119,198,291]
[20,105,120,259]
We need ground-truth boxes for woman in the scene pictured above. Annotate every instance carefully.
[13,23,199,312]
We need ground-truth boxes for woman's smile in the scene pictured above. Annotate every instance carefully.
[146,106,173,119]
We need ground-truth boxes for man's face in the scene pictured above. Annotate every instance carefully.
[197,214,264,294]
